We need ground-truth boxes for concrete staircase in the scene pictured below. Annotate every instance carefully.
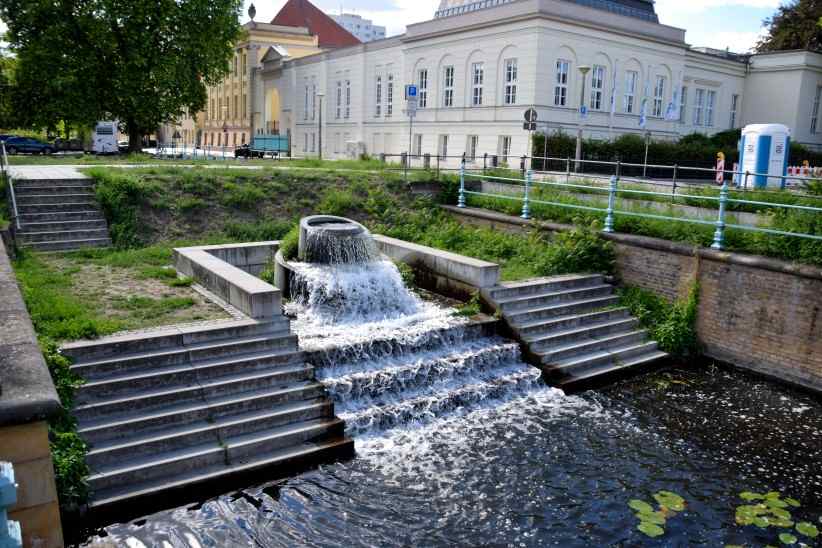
[12,177,111,251]
[483,274,668,392]
[60,318,353,514]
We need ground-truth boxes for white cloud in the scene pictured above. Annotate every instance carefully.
[685,28,768,52]
[655,0,780,14]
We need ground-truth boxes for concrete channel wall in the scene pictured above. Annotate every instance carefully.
[0,236,64,547]
[443,205,822,394]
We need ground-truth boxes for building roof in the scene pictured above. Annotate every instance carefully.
[271,0,361,49]
[435,0,658,22]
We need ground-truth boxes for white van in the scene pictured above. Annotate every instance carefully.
[92,121,119,154]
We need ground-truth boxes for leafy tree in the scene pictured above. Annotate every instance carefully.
[756,0,822,52]
[0,46,15,128]
[0,0,244,151]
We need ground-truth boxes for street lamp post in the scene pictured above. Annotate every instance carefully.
[575,65,591,173]
[222,121,228,160]
[316,92,325,160]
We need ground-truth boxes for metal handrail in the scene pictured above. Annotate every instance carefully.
[457,159,822,250]
[1,142,20,231]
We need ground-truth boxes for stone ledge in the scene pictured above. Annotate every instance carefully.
[0,237,60,428]
[173,243,282,319]
[372,233,500,289]
[442,205,822,281]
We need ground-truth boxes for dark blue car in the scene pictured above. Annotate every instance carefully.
[4,136,56,155]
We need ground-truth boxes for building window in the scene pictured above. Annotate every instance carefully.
[590,65,605,110]
[443,66,454,107]
[303,133,308,152]
[705,90,716,126]
[345,80,351,119]
[242,94,247,119]
[311,84,317,120]
[504,59,517,105]
[234,55,238,76]
[499,135,512,162]
[304,85,309,121]
[693,88,705,126]
[467,135,479,160]
[375,76,382,117]
[652,76,665,117]
[730,94,739,129]
[624,70,637,114]
[679,86,687,123]
[387,74,394,116]
[241,52,247,75]
[334,132,340,153]
[812,86,822,134]
[233,95,238,119]
[336,81,342,119]
[438,134,448,157]
[413,134,423,156]
[471,62,484,106]
[554,59,569,106]
[418,69,428,108]
[311,133,315,152]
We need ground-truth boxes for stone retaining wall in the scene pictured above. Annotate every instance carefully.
[443,205,822,394]
[0,236,64,547]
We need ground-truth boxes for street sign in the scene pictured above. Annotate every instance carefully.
[524,108,537,123]
[579,105,588,119]
[406,97,418,118]
[523,122,536,131]
[405,84,418,99]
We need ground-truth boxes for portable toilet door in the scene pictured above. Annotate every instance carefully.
[739,124,791,189]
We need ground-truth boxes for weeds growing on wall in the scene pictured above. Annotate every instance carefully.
[618,283,700,358]
[279,225,300,261]
[89,167,159,248]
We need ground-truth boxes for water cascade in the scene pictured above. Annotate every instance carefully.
[280,215,551,437]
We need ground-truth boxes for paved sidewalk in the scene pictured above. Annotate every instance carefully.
[8,165,90,180]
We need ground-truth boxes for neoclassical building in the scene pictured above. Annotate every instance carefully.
[248,0,821,160]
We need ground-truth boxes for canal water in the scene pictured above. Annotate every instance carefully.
[85,363,822,547]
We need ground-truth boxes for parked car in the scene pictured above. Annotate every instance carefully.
[0,134,16,143]
[234,144,263,159]
[4,136,56,155]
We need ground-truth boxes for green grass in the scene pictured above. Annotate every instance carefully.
[618,284,700,358]
[111,295,195,320]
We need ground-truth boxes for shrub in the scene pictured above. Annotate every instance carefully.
[455,291,482,317]
[89,168,155,248]
[318,188,355,216]
[176,196,206,213]
[534,221,615,276]
[223,219,294,242]
[279,225,299,260]
[220,181,267,210]
[619,283,700,358]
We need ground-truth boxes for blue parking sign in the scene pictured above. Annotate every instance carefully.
[405,84,418,99]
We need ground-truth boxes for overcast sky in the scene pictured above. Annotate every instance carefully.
[244,0,780,52]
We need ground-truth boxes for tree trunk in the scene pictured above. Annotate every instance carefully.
[128,124,143,153]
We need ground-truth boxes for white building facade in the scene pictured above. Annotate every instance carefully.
[329,13,386,43]
[256,0,822,162]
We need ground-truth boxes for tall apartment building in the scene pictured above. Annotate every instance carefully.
[330,13,387,43]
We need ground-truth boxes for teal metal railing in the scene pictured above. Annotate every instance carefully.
[457,160,822,251]
[0,462,22,548]
[0,142,21,232]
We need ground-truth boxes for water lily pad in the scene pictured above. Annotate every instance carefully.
[779,532,798,545]
[765,491,782,500]
[636,511,666,525]
[629,499,654,514]
[637,522,665,538]
[771,518,795,529]
[784,497,801,508]
[796,522,819,538]
[754,516,771,528]
[654,491,686,512]
[741,491,763,501]
[767,497,790,509]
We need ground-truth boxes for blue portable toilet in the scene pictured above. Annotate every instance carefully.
[738,124,791,189]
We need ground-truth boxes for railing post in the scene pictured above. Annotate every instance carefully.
[671,163,678,201]
[711,181,729,250]
[1,462,22,548]
[565,156,571,185]
[604,175,617,233]
[615,160,621,179]
[458,159,466,208]
[521,169,532,219]
[483,152,487,175]
[743,170,750,192]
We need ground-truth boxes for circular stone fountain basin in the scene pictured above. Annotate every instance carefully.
[298,215,374,264]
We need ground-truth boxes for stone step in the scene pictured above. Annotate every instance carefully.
[16,193,95,206]
[515,308,632,338]
[16,202,101,214]
[16,228,110,243]
[19,237,111,252]
[505,295,620,326]
[536,329,648,365]
[11,177,94,188]
[87,418,346,493]
[552,350,669,392]
[495,284,613,312]
[62,318,292,363]
[14,183,94,195]
[78,388,331,447]
[18,219,108,232]
[19,210,105,223]
[487,274,604,300]
[85,399,335,468]
[76,358,312,404]
[74,371,322,423]
[87,435,354,511]
[524,316,640,352]
[543,341,661,379]
[69,333,299,379]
